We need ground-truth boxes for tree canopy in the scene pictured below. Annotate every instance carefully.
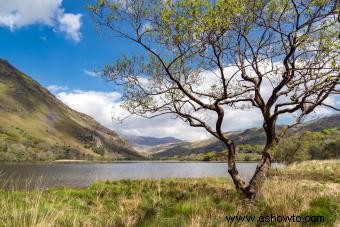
[88,0,339,198]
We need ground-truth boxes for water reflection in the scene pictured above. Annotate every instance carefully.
[0,162,281,189]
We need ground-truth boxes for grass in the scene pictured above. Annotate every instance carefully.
[0,160,339,226]
[154,152,262,162]
[269,160,340,182]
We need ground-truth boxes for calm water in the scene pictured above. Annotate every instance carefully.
[0,162,270,189]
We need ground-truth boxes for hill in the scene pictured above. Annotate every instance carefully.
[0,59,142,161]
[123,135,183,147]
[152,114,340,158]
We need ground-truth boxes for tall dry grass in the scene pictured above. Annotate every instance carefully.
[0,160,338,226]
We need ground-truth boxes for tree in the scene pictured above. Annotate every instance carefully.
[88,0,339,198]
[273,132,313,163]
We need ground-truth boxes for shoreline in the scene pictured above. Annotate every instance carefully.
[0,160,338,226]
[0,160,264,164]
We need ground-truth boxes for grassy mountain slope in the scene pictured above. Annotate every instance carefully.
[152,114,340,158]
[0,59,142,161]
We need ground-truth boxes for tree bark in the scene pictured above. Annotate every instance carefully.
[224,136,274,199]
[226,142,247,191]
[244,150,272,199]
[241,120,276,199]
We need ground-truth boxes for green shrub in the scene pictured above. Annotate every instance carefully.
[273,129,340,163]
[93,146,105,156]
[244,155,251,161]
[300,196,338,225]
[202,152,214,161]
[0,152,17,162]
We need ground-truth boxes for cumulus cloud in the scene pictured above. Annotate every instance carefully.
[47,85,68,93]
[55,86,339,141]
[55,89,265,141]
[0,0,82,42]
[0,0,61,29]
[57,90,122,128]
[53,61,339,140]
[58,13,82,42]
[304,95,340,120]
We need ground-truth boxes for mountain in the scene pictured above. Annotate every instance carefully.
[123,135,183,147]
[0,59,143,161]
[298,114,340,131]
[152,114,340,158]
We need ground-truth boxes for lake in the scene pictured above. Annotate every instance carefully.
[0,162,279,189]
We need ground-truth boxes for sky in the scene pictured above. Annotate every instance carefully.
[0,0,338,141]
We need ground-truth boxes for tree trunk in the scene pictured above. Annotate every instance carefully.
[244,150,272,199]
[225,140,273,199]
[242,120,277,199]
[225,141,248,191]
[223,114,279,199]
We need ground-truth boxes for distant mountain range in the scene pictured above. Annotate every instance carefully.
[123,135,183,147]
[151,114,340,158]
[1,58,338,161]
[0,59,142,161]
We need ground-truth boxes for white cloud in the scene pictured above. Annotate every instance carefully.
[0,0,61,29]
[84,69,100,77]
[0,0,82,42]
[47,85,68,93]
[57,87,339,140]
[55,89,264,141]
[324,96,337,106]
[54,61,338,141]
[57,90,122,128]
[58,13,82,42]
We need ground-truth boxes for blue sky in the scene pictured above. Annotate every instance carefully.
[0,0,338,141]
[0,0,134,92]
[0,0,215,140]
